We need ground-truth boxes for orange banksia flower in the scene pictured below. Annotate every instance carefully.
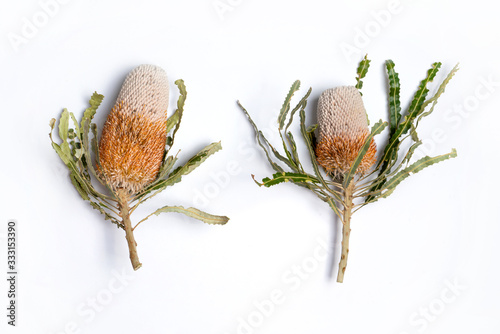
[98,64,169,195]
[315,86,377,177]
[50,65,228,271]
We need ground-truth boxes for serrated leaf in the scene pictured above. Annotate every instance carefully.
[167,80,187,152]
[402,140,422,166]
[238,100,284,173]
[279,132,297,170]
[398,62,441,137]
[70,173,90,200]
[281,86,312,172]
[51,142,72,166]
[343,120,387,188]
[51,141,94,197]
[151,206,229,225]
[166,109,180,134]
[172,142,221,178]
[381,149,457,198]
[415,63,460,128]
[410,124,419,142]
[327,197,342,222]
[58,109,72,157]
[355,54,371,95]
[375,62,443,180]
[299,107,342,202]
[150,142,222,192]
[82,92,104,123]
[81,99,103,185]
[70,112,80,137]
[285,87,311,133]
[58,109,69,142]
[386,60,401,134]
[257,172,319,188]
[158,155,177,179]
[89,201,122,229]
[286,131,301,169]
[278,80,300,129]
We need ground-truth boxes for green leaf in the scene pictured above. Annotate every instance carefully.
[166,80,187,154]
[70,112,80,137]
[158,155,177,179]
[58,109,71,157]
[58,109,69,142]
[82,92,104,124]
[166,109,180,134]
[415,63,460,128]
[70,173,90,200]
[278,80,301,129]
[285,87,311,133]
[299,107,343,202]
[397,62,441,137]
[238,100,285,173]
[386,60,401,134]
[401,140,422,166]
[286,131,301,169]
[343,120,387,188]
[375,62,443,182]
[257,172,319,188]
[51,141,95,198]
[89,201,123,229]
[171,142,221,178]
[381,149,457,198]
[81,103,102,185]
[281,87,312,172]
[148,142,222,193]
[355,54,371,94]
[151,205,229,225]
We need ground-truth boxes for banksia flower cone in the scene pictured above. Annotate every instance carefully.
[315,86,377,177]
[98,64,169,196]
[50,64,229,271]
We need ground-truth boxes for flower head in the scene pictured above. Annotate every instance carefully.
[315,86,377,177]
[98,64,169,195]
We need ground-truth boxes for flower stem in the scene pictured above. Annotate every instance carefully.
[337,182,354,283]
[118,190,142,271]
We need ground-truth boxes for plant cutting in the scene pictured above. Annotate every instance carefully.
[238,56,458,282]
[50,65,229,270]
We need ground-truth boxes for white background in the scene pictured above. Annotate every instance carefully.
[1,0,499,333]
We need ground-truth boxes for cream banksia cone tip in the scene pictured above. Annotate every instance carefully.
[315,86,377,178]
[50,64,228,271]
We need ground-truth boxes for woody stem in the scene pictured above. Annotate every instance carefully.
[118,191,142,271]
[337,182,354,283]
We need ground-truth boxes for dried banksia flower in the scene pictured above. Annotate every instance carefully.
[240,56,458,282]
[50,65,229,271]
[99,65,169,196]
[315,86,377,178]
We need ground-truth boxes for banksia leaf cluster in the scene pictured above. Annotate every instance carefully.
[50,65,229,270]
[239,56,458,282]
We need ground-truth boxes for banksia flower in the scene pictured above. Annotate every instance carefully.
[240,55,458,283]
[50,65,229,271]
[315,86,377,178]
[99,64,169,196]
